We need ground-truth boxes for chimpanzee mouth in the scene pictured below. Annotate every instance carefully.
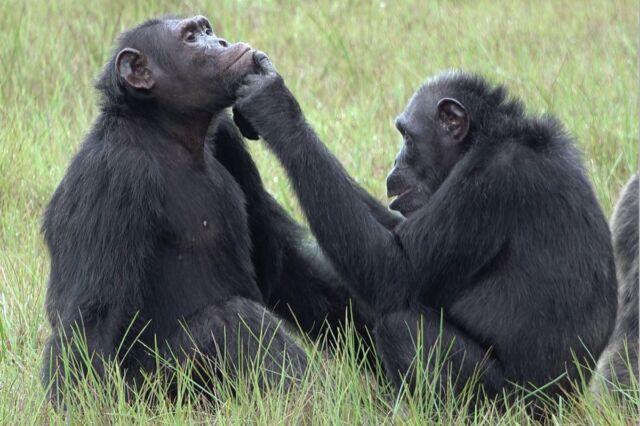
[388,188,413,211]
[388,187,413,201]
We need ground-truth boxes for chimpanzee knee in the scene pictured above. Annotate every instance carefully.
[164,297,307,390]
[375,309,504,399]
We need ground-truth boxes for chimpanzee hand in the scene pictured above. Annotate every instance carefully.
[232,51,304,142]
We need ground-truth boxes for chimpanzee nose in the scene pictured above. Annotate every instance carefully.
[217,38,229,47]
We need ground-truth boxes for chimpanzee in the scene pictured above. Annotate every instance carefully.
[233,54,618,404]
[41,17,370,404]
[593,173,639,393]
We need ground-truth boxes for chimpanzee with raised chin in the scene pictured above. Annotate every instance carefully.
[42,17,370,404]
[233,54,618,405]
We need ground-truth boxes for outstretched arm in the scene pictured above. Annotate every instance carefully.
[42,140,163,401]
[233,55,411,307]
[208,114,290,300]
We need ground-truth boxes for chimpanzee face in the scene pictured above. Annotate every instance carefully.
[386,86,470,217]
[114,16,255,112]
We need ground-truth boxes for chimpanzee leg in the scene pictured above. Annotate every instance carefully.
[163,297,307,392]
[374,308,504,399]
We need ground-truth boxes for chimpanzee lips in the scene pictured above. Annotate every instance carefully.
[222,46,252,73]
[387,187,413,199]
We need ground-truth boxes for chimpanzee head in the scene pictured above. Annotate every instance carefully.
[386,72,522,217]
[97,16,254,113]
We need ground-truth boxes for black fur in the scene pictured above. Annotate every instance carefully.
[234,63,618,405]
[593,173,639,392]
[42,18,368,404]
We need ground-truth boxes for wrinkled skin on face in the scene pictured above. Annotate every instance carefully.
[114,15,255,112]
[386,87,470,217]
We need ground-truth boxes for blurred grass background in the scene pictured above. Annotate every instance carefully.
[0,0,637,424]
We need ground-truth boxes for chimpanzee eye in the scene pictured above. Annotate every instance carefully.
[205,27,213,36]
[185,32,196,42]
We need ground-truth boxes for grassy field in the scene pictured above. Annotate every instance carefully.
[0,0,638,424]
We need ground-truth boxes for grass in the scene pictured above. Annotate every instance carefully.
[0,0,638,423]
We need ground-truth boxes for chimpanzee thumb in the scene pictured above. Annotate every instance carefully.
[253,51,277,76]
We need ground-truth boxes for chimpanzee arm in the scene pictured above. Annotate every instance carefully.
[233,66,413,306]
[42,139,163,399]
[208,114,289,300]
[392,153,515,308]
[209,115,375,337]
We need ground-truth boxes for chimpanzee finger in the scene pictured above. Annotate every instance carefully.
[235,76,261,99]
[241,73,264,86]
[252,50,277,75]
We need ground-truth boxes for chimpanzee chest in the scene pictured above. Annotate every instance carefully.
[155,152,258,302]
[163,157,249,248]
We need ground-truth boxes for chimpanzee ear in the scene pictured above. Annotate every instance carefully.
[115,48,155,90]
[437,97,469,142]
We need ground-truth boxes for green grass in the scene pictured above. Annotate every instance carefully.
[0,0,638,423]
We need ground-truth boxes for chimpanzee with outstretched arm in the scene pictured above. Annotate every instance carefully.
[233,52,617,404]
